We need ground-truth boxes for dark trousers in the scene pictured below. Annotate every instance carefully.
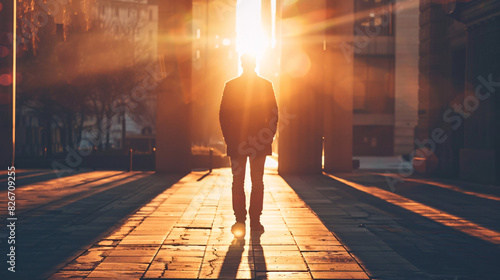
[230,155,266,224]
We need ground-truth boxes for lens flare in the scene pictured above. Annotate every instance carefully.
[236,0,268,73]
[231,222,246,238]
[284,51,311,77]
[233,229,245,237]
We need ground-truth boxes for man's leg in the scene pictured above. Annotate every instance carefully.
[231,156,247,223]
[249,155,266,225]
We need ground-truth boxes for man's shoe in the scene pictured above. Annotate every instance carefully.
[231,222,246,237]
[250,222,265,234]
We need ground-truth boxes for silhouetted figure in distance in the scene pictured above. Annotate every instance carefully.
[219,54,278,236]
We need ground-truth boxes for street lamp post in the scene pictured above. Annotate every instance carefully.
[12,0,16,167]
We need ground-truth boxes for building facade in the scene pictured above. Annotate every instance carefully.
[191,0,237,153]
[94,0,159,151]
[352,0,419,157]
[418,0,500,184]
[0,0,14,166]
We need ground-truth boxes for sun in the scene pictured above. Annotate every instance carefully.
[236,0,269,73]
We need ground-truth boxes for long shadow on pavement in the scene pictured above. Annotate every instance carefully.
[342,173,500,232]
[282,174,500,280]
[0,173,186,279]
[218,237,246,279]
[217,229,266,279]
[252,230,266,280]
[0,169,95,187]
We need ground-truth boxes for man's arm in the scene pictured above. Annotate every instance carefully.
[219,83,231,140]
[268,82,279,136]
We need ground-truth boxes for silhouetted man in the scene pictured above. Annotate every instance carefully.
[219,54,278,236]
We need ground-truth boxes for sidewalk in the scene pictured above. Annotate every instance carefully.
[48,169,369,280]
[283,172,500,280]
[2,163,499,279]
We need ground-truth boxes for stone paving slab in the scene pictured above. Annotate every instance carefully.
[282,173,500,280]
[0,171,188,279]
[50,169,369,280]
[5,164,499,279]
[0,171,137,219]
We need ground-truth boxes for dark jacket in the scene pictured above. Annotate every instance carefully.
[219,72,278,157]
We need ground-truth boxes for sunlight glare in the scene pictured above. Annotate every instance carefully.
[233,228,245,237]
[236,0,268,73]
[326,174,500,244]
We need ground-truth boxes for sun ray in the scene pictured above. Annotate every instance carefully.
[236,0,268,73]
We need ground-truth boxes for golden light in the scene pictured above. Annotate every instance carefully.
[373,173,500,202]
[283,50,311,78]
[326,174,500,244]
[265,156,279,170]
[236,0,269,73]
[233,228,245,238]
[231,221,246,238]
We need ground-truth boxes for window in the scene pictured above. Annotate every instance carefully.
[355,0,394,36]
[56,24,64,41]
[353,56,394,114]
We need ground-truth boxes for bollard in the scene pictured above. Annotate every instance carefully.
[152,147,156,171]
[129,148,133,172]
[209,148,213,173]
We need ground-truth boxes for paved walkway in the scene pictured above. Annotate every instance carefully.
[48,169,369,280]
[282,172,500,280]
[2,163,500,279]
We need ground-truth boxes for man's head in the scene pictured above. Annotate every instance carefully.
[240,53,257,73]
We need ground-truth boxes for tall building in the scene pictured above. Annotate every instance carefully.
[94,0,159,151]
[95,0,158,63]
[417,0,500,183]
[15,0,161,155]
[352,0,419,157]
[0,0,14,166]
[191,0,237,152]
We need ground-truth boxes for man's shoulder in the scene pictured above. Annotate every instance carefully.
[224,74,273,89]
[225,76,241,86]
[257,76,274,93]
[257,75,273,85]
[226,74,272,82]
